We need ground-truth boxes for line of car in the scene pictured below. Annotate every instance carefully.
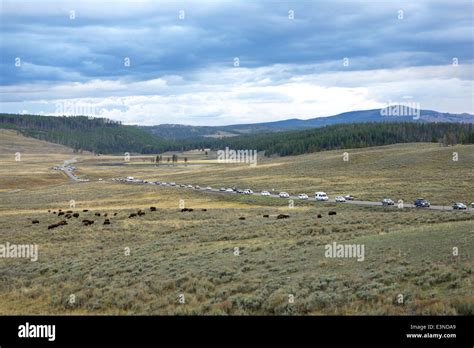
[114,177,472,210]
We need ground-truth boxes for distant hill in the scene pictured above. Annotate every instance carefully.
[142,107,474,139]
[1,113,473,157]
[0,114,171,154]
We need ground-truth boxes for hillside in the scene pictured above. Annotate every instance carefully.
[143,107,474,139]
[1,114,473,157]
[0,114,171,154]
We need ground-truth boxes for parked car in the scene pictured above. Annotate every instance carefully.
[205,186,212,190]
[315,192,329,201]
[170,182,176,186]
[225,188,234,192]
[261,191,271,196]
[187,185,193,188]
[279,192,290,198]
[219,187,226,191]
[298,193,308,200]
[414,198,430,207]
[335,196,346,202]
[344,195,355,201]
[195,185,201,189]
[244,189,253,195]
[472,202,474,208]
[126,176,135,182]
[452,202,467,210]
[236,189,244,194]
[382,198,394,206]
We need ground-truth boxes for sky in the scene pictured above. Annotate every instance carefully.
[0,0,473,126]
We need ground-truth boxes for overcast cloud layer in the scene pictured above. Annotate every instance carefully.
[0,0,473,125]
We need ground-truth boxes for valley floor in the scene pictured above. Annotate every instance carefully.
[0,131,472,315]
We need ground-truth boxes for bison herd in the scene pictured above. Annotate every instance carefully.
[32,206,339,230]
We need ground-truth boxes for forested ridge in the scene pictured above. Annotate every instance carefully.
[1,114,473,156]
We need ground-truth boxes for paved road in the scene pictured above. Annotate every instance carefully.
[55,158,472,212]
[55,157,89,182]
[116,181,472,212]
[198,188,472,212]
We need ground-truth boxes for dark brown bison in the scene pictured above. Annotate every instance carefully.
[317,214,322,218]
[73,213,79,218]
[82,219,94,226]
[129,213,137,218]
[277,214,290,219]
[94,212,101,217]
[328,211,337,216]
[239,216,246,220]
[48,220,67,229]
[32,219,40,224]
[263,214,269,218]
[150,207,157,211]
[103,219,111,225]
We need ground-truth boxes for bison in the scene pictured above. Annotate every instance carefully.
[32,219,40,224]
[328,211,337,216]
[73,213,80,218]
[82,219,94,226]
[263,214,269,218]
[239,216,246,220]
[276,214,290,219]
[129,213,137,218]
[103,219,111,225]
[150,207,157,211]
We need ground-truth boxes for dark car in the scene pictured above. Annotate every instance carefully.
[414,198,430,207]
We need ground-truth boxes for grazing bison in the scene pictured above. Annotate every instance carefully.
[239,217,246,220]
[58,212,65,216]
[53,211,57,214]
[82,219,94,226]
[32,219,40,224]
[277,214,290,219]
[181,208,193,212]
[73,213,79,218]
[95,213,101,217]
[64,214,72,219]
[48,220,67,229]
[104,213,108,217]
[317,214,322,218]
[201,209,207,212]
[263,214,269,218]
[328,211,337,216]
[129,213,137,218]
[150,207,157,211]
[103,219,111,225]
[137,210,146,216]
[113,212,118,216]
[47,210,51,213]
[66,210,73,214]
[83,209,89,212]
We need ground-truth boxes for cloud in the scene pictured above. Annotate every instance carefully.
[0,0,472,124]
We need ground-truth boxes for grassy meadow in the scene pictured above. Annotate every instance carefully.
[0,130,472,315]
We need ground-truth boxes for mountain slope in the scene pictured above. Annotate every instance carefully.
[143,108,474,139]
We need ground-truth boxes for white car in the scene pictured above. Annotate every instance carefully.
[315,192,329,201]
[187,185,193,188]
[261,191,271,196]
[279,192,290,198]
[170,182,176,186]
[298,193,308,200]
[126,176,135,182]
[205,186,212,190]
[195,185,201,189]
[225,188,234,192]
[335,196,346,202]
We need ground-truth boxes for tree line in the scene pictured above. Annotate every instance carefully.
[1,114,473,157]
